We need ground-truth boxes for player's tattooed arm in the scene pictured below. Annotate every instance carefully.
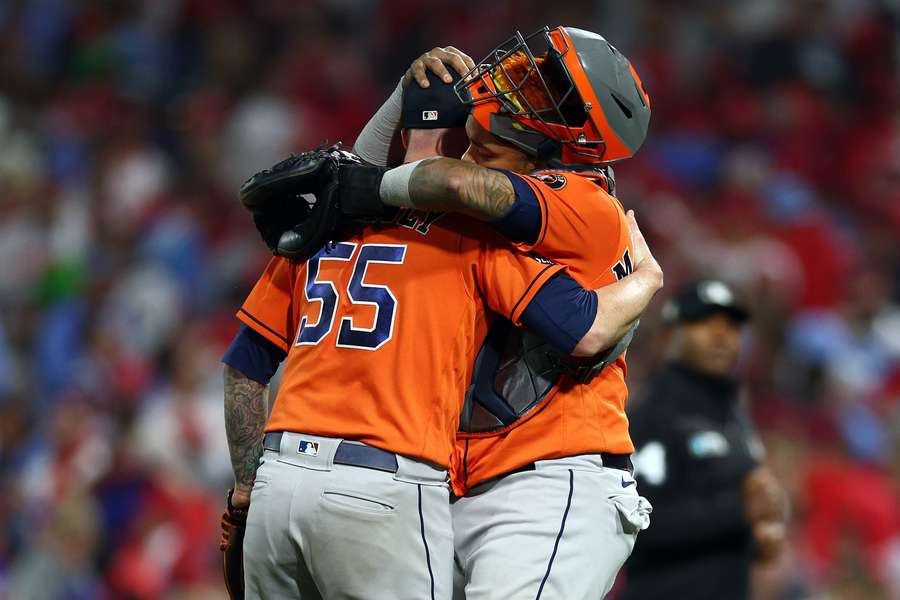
[224,365,269,507]
[383,158,516,221]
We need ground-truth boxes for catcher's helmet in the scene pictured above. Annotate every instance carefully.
[455,26,651,168]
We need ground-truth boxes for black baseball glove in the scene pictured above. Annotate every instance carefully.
[220,489,248,600]
[239,143,390,261]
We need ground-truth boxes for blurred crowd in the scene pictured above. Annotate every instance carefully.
[0,1,896,598]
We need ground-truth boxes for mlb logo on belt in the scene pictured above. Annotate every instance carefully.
[298,440,320,456]
[422,110,438,121]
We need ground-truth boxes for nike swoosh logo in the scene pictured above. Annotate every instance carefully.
[621,478,636,488]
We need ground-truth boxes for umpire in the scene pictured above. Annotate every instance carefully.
[621,280,786,600]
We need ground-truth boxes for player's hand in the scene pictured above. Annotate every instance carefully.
[743,466,786,523]
[752,519,786,563]
[403,46,476,88]
[231,484,252,509]
[221,489,249,600]
[626,210,663,288]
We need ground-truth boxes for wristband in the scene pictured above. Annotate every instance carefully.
[379,159,423,207]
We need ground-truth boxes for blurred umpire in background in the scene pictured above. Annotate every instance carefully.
[621,280,787,600]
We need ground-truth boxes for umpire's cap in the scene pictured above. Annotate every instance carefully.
[401,71,469,130]
[662,279,750,325]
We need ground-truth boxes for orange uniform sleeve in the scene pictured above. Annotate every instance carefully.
[509,172,625,287]
[472,235,565,326]
[236,257,298,353]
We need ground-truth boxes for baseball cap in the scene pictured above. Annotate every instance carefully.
[401,71,470,130]
[662,279,750,325]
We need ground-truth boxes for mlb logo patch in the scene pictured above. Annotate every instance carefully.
[298,440,320,456]
[422,110,438,121]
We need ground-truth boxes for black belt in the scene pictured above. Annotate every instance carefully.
[458,452,635,499]
[264,432,399,473]
[506,453,634,477]
[601,452,633,474]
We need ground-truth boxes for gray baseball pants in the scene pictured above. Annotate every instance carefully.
[451,454,652,600]
[243,432,453,599]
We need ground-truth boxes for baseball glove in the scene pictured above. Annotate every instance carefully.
[220,489,248,600]
[239,143,389,261]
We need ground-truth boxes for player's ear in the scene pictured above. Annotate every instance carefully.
[400,129,410,150]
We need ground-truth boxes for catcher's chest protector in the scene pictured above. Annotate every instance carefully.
[459,322,638,434]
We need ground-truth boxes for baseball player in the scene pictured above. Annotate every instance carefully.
[313,27,656,599]
[219,68,663,599]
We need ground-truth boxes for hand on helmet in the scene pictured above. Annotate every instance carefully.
[403,46,476,89]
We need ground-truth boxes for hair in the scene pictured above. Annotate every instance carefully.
[490,50,585,126]
[492,51,556,111]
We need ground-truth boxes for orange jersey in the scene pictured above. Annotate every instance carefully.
[454,171,634,492]
[237,211,563,468]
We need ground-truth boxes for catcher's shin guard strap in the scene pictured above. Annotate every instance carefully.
[378,159,423,208]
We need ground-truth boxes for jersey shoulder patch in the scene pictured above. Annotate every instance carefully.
[532,172,567,190]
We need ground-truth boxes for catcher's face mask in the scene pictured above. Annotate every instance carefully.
[455,26,651,168]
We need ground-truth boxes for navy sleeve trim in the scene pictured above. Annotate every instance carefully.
[222,325,288,385]
[510,264,558,320]
[489,170,542,245]
[238,308,289,345]
[520,272,598,354]
[533,184,550,248]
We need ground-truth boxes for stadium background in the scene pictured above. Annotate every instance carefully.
[0,0,897,598]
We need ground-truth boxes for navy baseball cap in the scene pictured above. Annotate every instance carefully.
[401,71,470,130]
[662,279,750,325]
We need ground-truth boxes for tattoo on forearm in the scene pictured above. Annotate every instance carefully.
[224,365,268,490]
[408,158,516,220]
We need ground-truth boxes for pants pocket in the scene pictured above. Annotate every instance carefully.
[250,461,273,496]
[321,489,396,514]
[609,492,653,535]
